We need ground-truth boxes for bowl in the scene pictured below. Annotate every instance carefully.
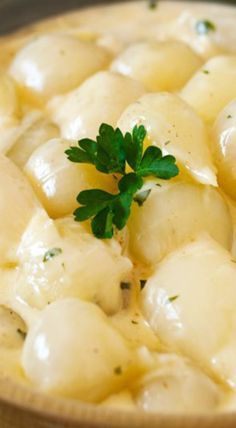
[0,1,236,427]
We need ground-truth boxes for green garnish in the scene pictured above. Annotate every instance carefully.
[227,115,232,119]
[17,328,27,340]
[202,69,210,74]
[120,282,131,290]
[43,248,62,263]
[195,20,216,35]
[66,124,179,239]
[148,0,158,9]
[114,366,122,375]
[168,295,179,303]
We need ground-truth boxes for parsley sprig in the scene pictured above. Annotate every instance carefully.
[66,124,179,239]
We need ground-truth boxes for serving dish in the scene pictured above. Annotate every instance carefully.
[0,0,236,427]
[0,0,236,34]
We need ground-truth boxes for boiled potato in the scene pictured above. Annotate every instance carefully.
[16,216,132,314]
[118,93,217,186]
[24,138,116,218]
[181,56,236,124]
[211,100,236,200]
[0,154,39,266]
[22,298,144,401]
[48,71,145,140]
[141,235,236,387]
[128,181,232,267]
[8,118,59,168]
[135,353,222,413]
[10,34,111,99]
[111,41,202,92]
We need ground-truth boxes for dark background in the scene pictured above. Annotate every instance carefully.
[0,0,235,35]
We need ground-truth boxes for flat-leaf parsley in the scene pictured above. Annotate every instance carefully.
[66,124,179,239]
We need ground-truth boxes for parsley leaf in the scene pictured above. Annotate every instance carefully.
[65,138,97,164]
[118,173,143,194]
[66,124,179,239]
[139,147,178,179]
[112,192,133,230]
[75,190,115,222]
[124,125,146,171]
[96,124,126,174]
[91,207,114,239]
[66,124,126,174]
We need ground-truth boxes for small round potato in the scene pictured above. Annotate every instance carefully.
[22,298,142,401]
[181,55,236,124]
[10,34,111,99]
[16,216,132,315]
[48,71,145,140]
[211,100,236,200]
[24,138,117,218]
[0,154,39,266]
[136,354,222,413]
[141,235,236,387]
[111,41,202,92]
[118,92,217,186]
[128,181,232,267]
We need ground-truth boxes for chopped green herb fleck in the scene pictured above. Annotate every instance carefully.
[148,0,158,9]
[66,124,179,239]
[227,115,232,119]
[120,282,131,290]
[164,140,171,146]
[43,248,62,263]
[140,279,147,290]
[195,20,216,35]
[168,295,179,303]
[114,366,122,375]
[203,69,210,74]
[17,328,27,340]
